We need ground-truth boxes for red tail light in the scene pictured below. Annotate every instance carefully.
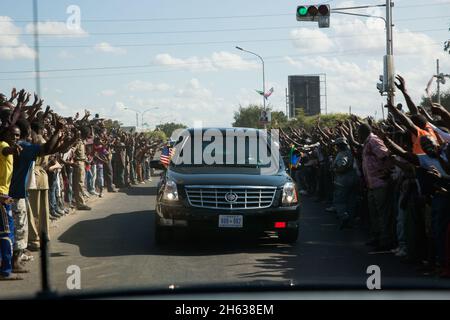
[275,222,287,229]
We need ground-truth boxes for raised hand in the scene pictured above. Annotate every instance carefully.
[32,93,39,106]
[346,119,353,128]
[35,100,44,110]
[10,88,18,101]
[417,106,425,114]
[17,89,26,104]
[23,92,31,106]
[430,103,445,115]
[350,114,360,124]
[394,74,407,92]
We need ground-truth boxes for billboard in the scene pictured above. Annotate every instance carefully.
[288,75,321,117]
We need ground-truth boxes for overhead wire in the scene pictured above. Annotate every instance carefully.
[0,41,443,81]
[0,26,446,49]
[1,1,449,24]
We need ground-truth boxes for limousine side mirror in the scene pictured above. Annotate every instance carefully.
[150,159,167,171]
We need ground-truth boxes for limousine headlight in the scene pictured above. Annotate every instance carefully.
[282,182,298,205]
[163,180,179,201]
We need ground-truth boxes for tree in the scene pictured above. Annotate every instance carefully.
[420,88,450,112]
[232,104,288,129]
[103,119,122,130]
[155,122,187,138]
[286,108,351,130]
[269,111,289,128]
[445,26,449,54]
[144,129,167,142]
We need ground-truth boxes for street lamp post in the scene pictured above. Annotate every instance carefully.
[141,107,160,128]
[123,107,140,128]
[123,107,159,129]
[236,46,266,111]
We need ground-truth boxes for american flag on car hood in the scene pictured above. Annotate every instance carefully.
[160,146,175,167]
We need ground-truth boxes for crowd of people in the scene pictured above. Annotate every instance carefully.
[1,75,449,282]
[280,75,450,278]
[0,88,164,280]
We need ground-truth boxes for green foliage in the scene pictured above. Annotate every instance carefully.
[232,104,351,129]
[103,119,122,130]
[144,130,167,142]
[232,104,263,128]
[232,104,289,129]
[445,26,449,54]
[419,88,450,112]
[269,111,288,128]
[155,122,187,138]
[286,108,351,130]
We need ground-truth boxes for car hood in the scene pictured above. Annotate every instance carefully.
[168,169,291,187]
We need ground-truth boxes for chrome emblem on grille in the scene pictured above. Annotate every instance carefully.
[224,192,238,203]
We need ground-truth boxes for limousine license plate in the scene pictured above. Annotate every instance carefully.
[218,215,243,228]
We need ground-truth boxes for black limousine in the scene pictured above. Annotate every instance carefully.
[152,128,300,244]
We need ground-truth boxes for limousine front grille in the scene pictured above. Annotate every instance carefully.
[185,185,277,210]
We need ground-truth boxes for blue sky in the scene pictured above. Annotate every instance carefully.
[0,0,449,127]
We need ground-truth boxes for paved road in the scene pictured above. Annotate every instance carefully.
[1,180,449,298]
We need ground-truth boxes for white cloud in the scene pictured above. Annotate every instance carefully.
[285,49,450,118]
[119,77,288,128]
[284,11,450,118]
[100,89,116,96]
[0,16,35,60]
[154,51,258,72]
[290,28,334,52]
[289,14,441,60]
[94,42,127,55]
[175,78,213,99]
[53,100,69,112]
[25,21,88,37]
[285,55,384,116]
[331,17,385,53]
[115,101,126,110]
[121,78,235,127]
[52,100,85,117]
[236,88,264,107]
[154,53,215,71]
[127,80,171,92]
[210,51,258,70]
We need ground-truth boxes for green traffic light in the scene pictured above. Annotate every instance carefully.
[297,6,307,16]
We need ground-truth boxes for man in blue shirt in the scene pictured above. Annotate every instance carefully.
[9,118,62,271]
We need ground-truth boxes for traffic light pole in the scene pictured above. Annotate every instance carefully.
[385,0,394,104]
[437,59,441,105]
[330,1,395,104]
